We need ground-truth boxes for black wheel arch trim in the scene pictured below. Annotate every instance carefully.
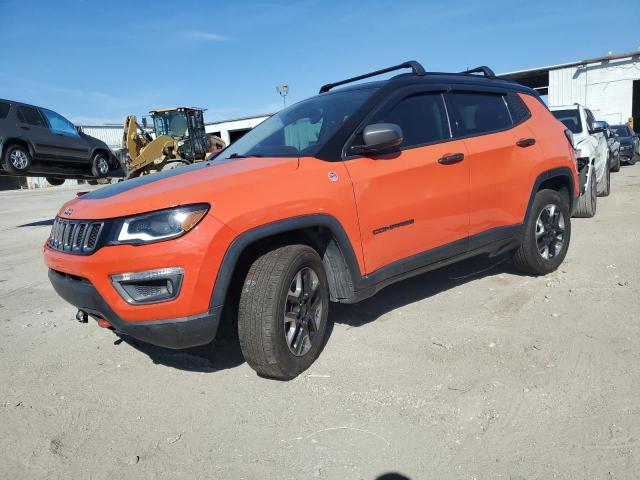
[209,214,365,309]
[524,167,575,224]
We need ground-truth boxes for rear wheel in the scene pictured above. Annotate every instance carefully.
[512,189,571,275]
[573,163,597,218]
[2,144,31,175]
[91,153,110,178]
[237,245,330,380]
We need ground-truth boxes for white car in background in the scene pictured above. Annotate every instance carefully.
[550,104,610,217]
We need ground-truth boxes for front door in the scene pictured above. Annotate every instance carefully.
[39,108,91,162]
[344,89,470,274]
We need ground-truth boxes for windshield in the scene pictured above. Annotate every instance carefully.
[216,88,374,159]
[551,109,582,134]
[611,125,631,137]
[153,111,190,139]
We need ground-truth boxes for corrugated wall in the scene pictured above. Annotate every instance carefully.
[80,125,123,150]
[549,57,640,124]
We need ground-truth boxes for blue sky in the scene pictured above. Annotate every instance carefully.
[1,0,638,124]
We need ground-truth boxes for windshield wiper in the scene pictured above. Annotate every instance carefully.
[226,153,264,159]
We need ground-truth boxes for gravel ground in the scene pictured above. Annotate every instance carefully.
[1,168,639,480]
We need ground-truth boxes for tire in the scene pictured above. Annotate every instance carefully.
[238,244,330,380]
[611,152,620,172]
[91,153,110,178]
[45,177,65,186]
[2,144,31,175]
[573,163,597,218]
[629,153,638,166]
[512,189,571,276]
[598,156,611,197]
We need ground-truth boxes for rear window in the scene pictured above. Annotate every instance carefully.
[0,101,9,119]
[551,109,582,134]
[448,92,512,137]
[17,106,47,127]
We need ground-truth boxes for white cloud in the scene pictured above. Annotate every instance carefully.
[185,30,229,42]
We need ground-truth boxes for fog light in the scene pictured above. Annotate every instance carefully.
[110,267,184,304]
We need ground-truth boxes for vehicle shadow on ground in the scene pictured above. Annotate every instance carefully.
[330,253,514,328]
[116,253,516,374]
[17,218,54,228]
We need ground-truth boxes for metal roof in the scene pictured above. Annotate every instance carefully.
[500,50,640,77]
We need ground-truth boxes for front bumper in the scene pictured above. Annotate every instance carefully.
[49,269,222,349]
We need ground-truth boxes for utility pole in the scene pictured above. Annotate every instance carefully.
[276,85,289,108]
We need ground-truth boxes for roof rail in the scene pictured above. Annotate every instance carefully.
[460,66,496,78]
[319,60,426,94]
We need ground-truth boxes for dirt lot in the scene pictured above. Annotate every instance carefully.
[1,169,639,480]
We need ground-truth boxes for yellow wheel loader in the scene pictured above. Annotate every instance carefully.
[120,107,225,178]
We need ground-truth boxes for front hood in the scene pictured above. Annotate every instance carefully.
[57,157,299,220]
[618,136,634,146]
[80,132,110,149]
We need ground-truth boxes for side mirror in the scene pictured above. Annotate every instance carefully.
[350,123,403,155]
[591,121,606,134]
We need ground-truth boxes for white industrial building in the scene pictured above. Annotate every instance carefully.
[205,113,271,146]
[502,50,640,129]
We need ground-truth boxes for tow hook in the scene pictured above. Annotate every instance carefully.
[75,309,88,323]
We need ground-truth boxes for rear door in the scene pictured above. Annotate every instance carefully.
[39,108,91,162]
[15,106,59,158]
[446,89,543,241]
[344,87,470,274]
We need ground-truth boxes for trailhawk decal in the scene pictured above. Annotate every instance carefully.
[372,219,415,235]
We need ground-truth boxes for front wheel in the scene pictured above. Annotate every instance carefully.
[91,153,110,178]
[573,163,597,218]
[512,189,571,276]
[611,152,621,172]
[238,245,330,380]
[598,156,611,197]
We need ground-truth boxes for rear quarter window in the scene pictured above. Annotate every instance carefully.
[505,92,531,125]
[448,92,512,137]
[0,101,10,119]
[17,106,47,127]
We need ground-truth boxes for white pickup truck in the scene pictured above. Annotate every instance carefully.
[550,104,610,217]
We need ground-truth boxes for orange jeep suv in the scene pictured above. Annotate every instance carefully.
[44,61,579,379]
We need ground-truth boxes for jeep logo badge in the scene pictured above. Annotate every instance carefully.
[63,208,73,216]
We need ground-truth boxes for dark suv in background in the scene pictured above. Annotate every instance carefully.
[610,124,639,165]
[0,99,121,185]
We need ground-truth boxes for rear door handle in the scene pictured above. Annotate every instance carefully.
[438,153,465,165]
[20,126,30,131]
[516,138,536,148]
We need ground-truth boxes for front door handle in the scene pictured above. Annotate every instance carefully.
[516,138,536,148]
[438,153,465,165]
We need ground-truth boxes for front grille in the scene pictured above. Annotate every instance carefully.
[48,218,104,254]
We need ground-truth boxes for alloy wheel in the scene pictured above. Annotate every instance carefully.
[10,150,28,170]
[283,267,323,356]
[535,204,565,260]
[97,156,109,175]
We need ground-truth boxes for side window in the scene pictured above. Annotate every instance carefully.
[17,106,47,127]
[369,93,450,148]
[40,108,79,137]
[448,92,512,137]
[0,101,10,119]
[504,92,531,125]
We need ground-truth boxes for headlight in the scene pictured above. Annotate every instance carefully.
[113,204,209,245]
